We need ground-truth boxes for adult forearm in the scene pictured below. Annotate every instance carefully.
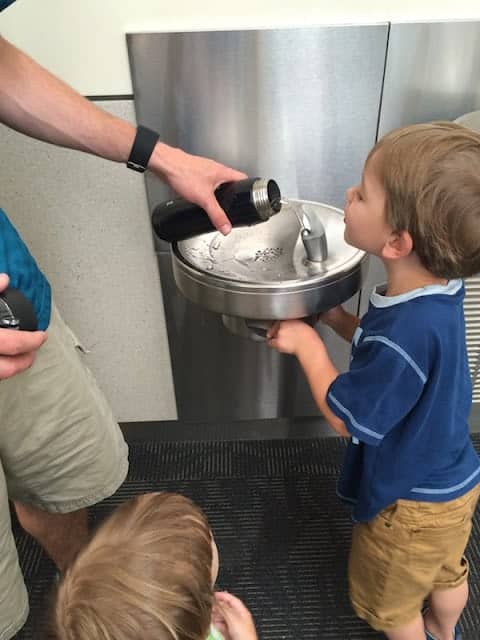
[296,339,349,437]
[0,36,135,161]
[0,36,248,230]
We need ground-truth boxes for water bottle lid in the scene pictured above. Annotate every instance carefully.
[251,178,282,220]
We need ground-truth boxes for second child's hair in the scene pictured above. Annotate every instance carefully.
[369,121,480,278]
[51,493,214,640]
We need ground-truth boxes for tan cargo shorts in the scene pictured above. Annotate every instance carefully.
[0,304,129,640]
[349,483,480,631]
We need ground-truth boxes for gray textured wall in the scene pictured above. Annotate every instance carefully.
[0,101,177,422]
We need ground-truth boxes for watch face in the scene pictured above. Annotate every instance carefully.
[0,0,16,12]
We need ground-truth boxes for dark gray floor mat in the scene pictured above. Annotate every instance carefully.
[13,435,480,639]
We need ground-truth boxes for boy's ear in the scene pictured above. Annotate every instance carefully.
[381,229,413,260]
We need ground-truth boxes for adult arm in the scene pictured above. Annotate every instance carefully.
[0,36,246,232]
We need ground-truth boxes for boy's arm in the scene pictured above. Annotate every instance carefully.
[0,36,245,231]
[267,321,349,437]
[296,333,350,436]
[320,305,359,343]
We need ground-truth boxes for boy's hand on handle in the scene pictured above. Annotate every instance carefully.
[212,592,258,640]
[267,319,317,355]
[150,143,247,235]
[0,274,47,379]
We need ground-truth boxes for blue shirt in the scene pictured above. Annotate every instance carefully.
[327,279,480,522]
[1,0,52,329]
[0,210,51,330]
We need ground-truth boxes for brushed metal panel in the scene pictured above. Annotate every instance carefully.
[378,21,480,136]
[158,253,356,421]
[361,21,480,319]
[128,26,388,421]
[128,26,389,240]
[378,26,480,402]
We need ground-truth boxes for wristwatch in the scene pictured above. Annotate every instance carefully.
[126,125,160,173]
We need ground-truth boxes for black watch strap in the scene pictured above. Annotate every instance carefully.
[127,125,160,173]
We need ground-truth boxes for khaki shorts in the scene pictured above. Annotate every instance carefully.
[0,304,128,640]
[349,483,480,631]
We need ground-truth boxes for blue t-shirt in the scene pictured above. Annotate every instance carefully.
[327,279,480,523]
[1,0,51,329]
[0,210,51,330]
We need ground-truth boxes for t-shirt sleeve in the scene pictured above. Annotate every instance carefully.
[326,335,427,446]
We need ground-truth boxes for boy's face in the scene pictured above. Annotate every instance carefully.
[344,152,392,256]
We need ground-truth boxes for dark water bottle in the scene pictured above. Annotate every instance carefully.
[152,177,282,242]
[0,287,37,331]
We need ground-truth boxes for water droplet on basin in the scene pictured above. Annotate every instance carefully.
[210,235,221,251]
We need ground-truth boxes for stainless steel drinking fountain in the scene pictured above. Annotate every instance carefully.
[171,199,368,340]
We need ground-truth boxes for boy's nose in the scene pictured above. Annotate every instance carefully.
[345,186,355,203]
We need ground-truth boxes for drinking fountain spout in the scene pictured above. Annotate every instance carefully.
[298,206,328,262]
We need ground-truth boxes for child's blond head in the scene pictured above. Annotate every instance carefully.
[51,493,213,640]
[369,121,480,278]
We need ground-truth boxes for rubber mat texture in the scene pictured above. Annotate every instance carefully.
[12,435,480,640]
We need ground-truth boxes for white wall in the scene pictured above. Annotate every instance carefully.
[1,1,480,95]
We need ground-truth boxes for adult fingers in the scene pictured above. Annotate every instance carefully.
[0,273,10,291]
[0,328,47,378]
[201,195,233,235]
[198,166,247,233]
[217,168,248,184]
[0,329,47,356]
[0,352,36,378]
[190,165,247,235]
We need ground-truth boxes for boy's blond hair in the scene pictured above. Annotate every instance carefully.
[369,121,480,278]
[50,493,213,640]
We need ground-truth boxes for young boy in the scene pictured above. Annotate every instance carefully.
[267,122,480,640]
[50,492,258,640]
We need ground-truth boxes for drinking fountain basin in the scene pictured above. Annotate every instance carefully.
[171,199,368,340]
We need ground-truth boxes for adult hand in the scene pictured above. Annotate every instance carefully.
[0,274,47,379]
[267,319,316,355]
[149,143,247,234]
[0,36,246,234]
[212,592,258,640]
